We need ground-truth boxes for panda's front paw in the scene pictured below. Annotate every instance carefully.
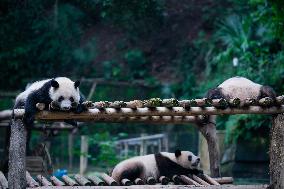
[74,104,86,114]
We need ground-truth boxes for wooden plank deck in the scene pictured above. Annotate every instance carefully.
[28,184,268,189]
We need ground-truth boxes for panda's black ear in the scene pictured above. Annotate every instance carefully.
[74,80,80,88]
[175,149,181,158]
[51,79,59,88]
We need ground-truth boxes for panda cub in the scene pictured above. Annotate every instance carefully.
[206,76,276,103]
[111,150,201,183]
[14,77,85,126]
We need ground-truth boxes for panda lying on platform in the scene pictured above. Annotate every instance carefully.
[206,76,276,104]
[14,77,86,126]
[111,150,202,183]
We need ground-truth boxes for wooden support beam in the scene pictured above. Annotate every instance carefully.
[270,114,284,189]
[179,175,200,186]
[8,119,27,189]
[197,116,220,178]
[213,177,234,184]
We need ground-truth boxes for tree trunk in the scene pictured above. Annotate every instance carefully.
[270,114,284,189]
[8,119,27,189]
[197,115,220,177]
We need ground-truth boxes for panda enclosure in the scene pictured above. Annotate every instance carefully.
[1,96,283,189]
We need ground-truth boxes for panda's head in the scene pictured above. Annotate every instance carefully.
[174,149,200,169]
[49,77,81,111]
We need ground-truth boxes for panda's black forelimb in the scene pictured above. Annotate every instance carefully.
[259,85,277,101]
[206,87,225,100]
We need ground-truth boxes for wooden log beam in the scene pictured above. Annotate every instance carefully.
[36,175,52,186]
[34,105,284,121]
[121,179,132,186]
[50,176,65,186]
[269,114,284,189]
[213,177,234,184]
[192,175,210,186]
[201,174,220,185]
[146,177,156,185]
[134,178,144,185]
[87,175,105,186]
[159,176,170,185]
[179,175,200,186]
[74,174,92,186]
[8,119,27,189]
[197,117,220,177]
[62,175,79,186]
[100,173,118,186]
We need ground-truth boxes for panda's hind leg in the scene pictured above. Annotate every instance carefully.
[259,86,277,100]
[120,162,144,182]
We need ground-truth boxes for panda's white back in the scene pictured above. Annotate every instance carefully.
[112,154,158,180]
[219,77,262,101]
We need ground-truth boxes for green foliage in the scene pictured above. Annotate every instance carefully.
[88,132,125,168]
[97,0,165,36]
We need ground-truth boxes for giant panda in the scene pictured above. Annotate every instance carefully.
[111,150,202,183]
[14,77,86,126]
[206,76,276,103]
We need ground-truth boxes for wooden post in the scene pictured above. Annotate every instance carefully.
[197,115,220,177]
[270,114,284,189]
[8,119,27,189]
[80,135,88,175]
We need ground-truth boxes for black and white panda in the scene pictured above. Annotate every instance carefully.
[14,77,86,126]
[206,76,276,103]
[111,150,202,183]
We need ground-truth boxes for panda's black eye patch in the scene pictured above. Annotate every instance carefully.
[70,97,74,102]
[188,155,192,161]
[58,96,64,102]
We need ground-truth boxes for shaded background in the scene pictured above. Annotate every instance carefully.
[1,0,284,184]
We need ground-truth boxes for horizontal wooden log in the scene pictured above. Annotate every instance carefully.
[276,95,284,105]
[134,178,144,185]
[121,179,132,186]
[213,177,234,184]
[109,101,127,108]
[25,184,269,189]
[143,98,162,107]
[244,98,257,106]
[100,173,118,186]
[259,97,274,106]
[192,175,210,186]
[146,177,156,185]
[35,106,284,120]
[212,99,228,108]
[87,175,105,186]
[125,100,144,108]
[201,174,220,185]
[36,175,52,186]
[74,174,92,186]
[159,176,170,185]
[228,98,241,107]
[172,175,182,185]
[162,98,179,107]
[180,175,200,186]
[50,176,65,186]
[62,175,79,186]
